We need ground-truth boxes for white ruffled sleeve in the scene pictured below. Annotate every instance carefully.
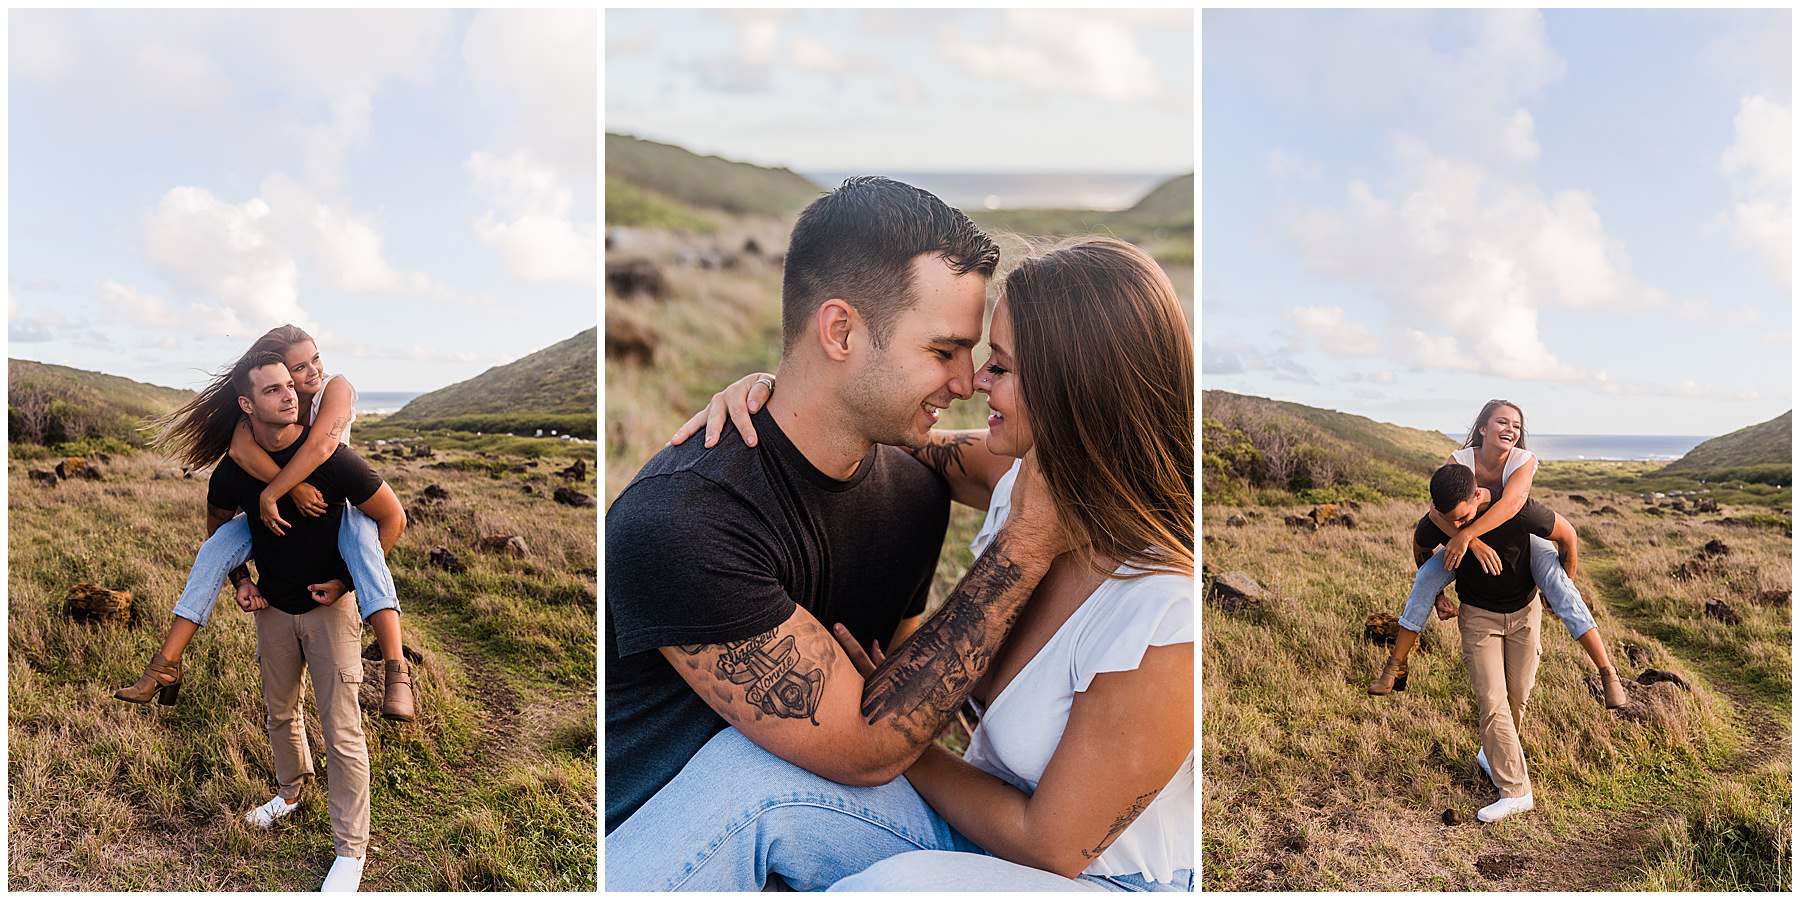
[1071,573,1194,692]
[967,459,1022,558]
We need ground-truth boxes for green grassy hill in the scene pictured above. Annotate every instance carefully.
[8,359,192,450]
[605,133,822,227]
[1202,390,1459,504]
[965,172,1194,263]
[1662,410,1791,484]
[383,329,595,439]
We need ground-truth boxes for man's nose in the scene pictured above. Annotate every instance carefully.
[948,358,975,400]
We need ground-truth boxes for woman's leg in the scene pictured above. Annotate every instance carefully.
[605,728,980,892]
[1527,537,1609,668]
[339,505,414,721]
[1396,549,1459,640]
[117,514,253,703]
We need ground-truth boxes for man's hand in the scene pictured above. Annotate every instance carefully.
[1434,593,1458,620]
[308,579,349,606]
[236,578,268,612]
[1004,450,1077,562]
[287,482,329,518]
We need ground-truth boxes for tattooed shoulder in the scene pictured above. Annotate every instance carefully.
[914,431,979,481]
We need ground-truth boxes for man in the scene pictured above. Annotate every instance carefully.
[1413,463,1581,824]
[208,351,406,892]
[605,177,1068,839]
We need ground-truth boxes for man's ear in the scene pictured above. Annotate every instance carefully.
[817,298,858,362]
[237,395,254,417]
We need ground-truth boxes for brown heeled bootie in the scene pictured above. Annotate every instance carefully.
[382,659,416,722]
[1367,656,1409,696]
[1598,666,1628,709]
[114,652,182,705]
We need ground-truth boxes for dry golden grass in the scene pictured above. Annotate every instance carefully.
[1201,480,1789,890]
[9,447,596,890]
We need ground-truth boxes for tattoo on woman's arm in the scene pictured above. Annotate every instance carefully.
[915,432,978,481]
[676,629,830,725]
[859,535,1030,740]
[1080,789,1161,859]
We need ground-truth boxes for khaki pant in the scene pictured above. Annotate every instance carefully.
[255,594,370,859]
[1458,601,1541,799]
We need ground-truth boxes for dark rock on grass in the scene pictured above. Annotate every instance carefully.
[605,258,667,299]
[1337,513,1357,529]
[1672,557,1727,581]
[606,317,659,367]
[476,534,530,558]
[1363,612,1401,647]
[28,469,58,487]
[56,457,104,480]
[1619,642,1652,667]
[361,641,425,663]
[422,484,450,501]
[1284,515,1318,532]
[1442,808,1465,826]
[1704,598,1741,625]
[1646,534,1660,547]
[1278,829,1309,853]
[1701,539,1731,557]
[1751,589,1790,608]
[1567,494,1590,506]
[1693,497,1719,513]
[64,583,133,626]
[554,486,595,508]
[1204,570,1266,613]
[1610,679,1688,728]
[1597,505,1621,516]
[429,546,466,573]
[1226,514,1248,527]
[558,458,588,481]
[1637,669,1689,690]
[523,484,535,494]
[1476,854,1524,879]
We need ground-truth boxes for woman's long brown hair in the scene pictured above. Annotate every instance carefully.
[1003,238,1194,578]
[149,324,314,470]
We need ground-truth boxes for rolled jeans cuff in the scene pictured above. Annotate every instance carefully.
[1529,535,1597,640]
[1397,548,1457,634]
[339,503,400,621]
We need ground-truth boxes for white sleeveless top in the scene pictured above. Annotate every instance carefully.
[309,373,357,446]
[965,461,1195,883]
[1450,446,1534,489]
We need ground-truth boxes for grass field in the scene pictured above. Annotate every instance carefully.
[1200,472,1791,890]
[8,444,597,890]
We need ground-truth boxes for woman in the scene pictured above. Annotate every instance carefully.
[1368,399,1627,710]
[615,238,1194,891]
[114,325,417,726]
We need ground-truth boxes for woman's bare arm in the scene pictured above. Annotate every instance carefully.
[228,416,283,482]
[899,643,1193,878]
[1450,456,1537,546]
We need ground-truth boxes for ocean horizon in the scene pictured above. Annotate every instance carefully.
[1438,433,1711,462]
[356,391,424,415]
[802,171,1172,211]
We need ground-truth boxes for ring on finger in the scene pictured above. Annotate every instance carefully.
[754,376,775,392]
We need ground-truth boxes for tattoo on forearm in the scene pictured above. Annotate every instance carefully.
[859,535,1032,740]
[677,629,829,725]
[229,565,252,587]
[915,432,978,481]
[1080,789,1161,859]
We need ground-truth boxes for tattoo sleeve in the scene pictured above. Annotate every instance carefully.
[1080,789,1161,860]
[675,629,832,725]
[859,534,1039,743]
[913,431,978,482]
[229,565,252,587]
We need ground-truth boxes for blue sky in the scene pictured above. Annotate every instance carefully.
[9,9,597,393]
[1203,9,1791,437]
[606,9,1193,174]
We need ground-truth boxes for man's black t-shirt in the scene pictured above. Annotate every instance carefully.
[1414,498,1556,614]
[207,428,384,615]
[604,407,950,833]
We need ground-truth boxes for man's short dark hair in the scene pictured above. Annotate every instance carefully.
[231,351,289,399]
[780,176,999,353]
[1429,464,1477,514]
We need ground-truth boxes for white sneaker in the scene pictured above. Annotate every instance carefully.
[1477,793,1534,823]
[320,855,364,892]
[1476,748,1493,784]
[245,794,299,828]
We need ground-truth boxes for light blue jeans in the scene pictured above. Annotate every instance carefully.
[605,728,1192,892]
[1398,535,1595,640]
[170,506,399,627]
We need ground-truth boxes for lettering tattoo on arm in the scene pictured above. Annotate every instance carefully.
[859,535,1030,742]
[1080,789,1162,860]
[914,431,979,482]
[676,629,829,725]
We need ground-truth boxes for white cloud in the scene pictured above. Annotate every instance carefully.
[259,176,433,296]
[466,151,598,287]
[95,281,179,327]
[1267,148,1322,182]
[1287,305,1382,357]
[1716,94,1791,288]
[463,9,597,177]
[1284,137,1660,381]
[940,10,1162,104]
[144,187,308,332]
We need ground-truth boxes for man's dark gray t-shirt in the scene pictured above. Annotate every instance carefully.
[604,407,950,833]
[1414,498,1556,614]
[206,428,383,615]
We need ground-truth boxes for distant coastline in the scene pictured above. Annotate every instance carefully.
[357,391,424,415]
[1439,433,1711,462]
[802,171,1169,211]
